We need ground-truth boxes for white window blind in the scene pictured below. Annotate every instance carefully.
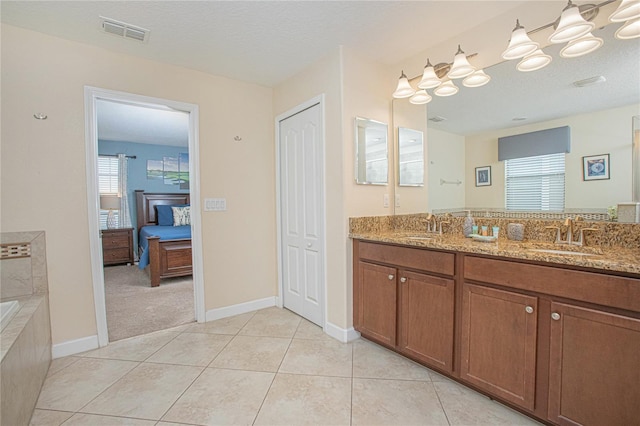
[98,156,120,228]
[505,153,565,211]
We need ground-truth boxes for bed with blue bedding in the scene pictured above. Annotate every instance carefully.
[135,190,192,287]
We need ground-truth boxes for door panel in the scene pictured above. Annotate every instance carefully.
[280,104,324,326]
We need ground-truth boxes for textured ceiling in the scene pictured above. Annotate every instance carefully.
[0,0,526,87]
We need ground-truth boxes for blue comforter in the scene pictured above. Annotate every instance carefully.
[138,225,192,269]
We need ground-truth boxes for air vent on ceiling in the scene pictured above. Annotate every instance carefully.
[429,116,447,123]
[100,16,149,43]
[573,75,606,88]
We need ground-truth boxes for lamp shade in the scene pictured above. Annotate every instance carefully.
[100,194,121,210]
[549,1,595,44]
[615,18,640,39]
[447,45,475,79]
[392,71,416,98]
[417,59,442,89]
[502,21,539,60]
[517,49,552,72]
[560,32,603,57]
[609,0,640,22]
[409,89,432,105]
[463,69,491,87]
[434,79,459,97]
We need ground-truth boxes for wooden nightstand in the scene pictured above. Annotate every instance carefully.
[101,228,134,266]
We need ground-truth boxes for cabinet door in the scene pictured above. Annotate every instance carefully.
[461,283,538,410]
[398,270,454,373]
[548,302,640,426]
[357,261,397,348]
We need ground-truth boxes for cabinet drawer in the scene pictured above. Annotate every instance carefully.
[464,256,640,313]
[102,233,129,249]
[103,248,131,264]
[359,241,455,276]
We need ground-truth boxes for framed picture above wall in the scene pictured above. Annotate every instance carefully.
[475,166,492,187]
[582,154,610,181]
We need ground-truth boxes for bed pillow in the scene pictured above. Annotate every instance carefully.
[172,205,191,226]
[156,204,188,226]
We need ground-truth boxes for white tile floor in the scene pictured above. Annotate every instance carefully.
[31,307,541,425]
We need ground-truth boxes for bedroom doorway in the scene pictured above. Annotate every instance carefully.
[85,87,205,348]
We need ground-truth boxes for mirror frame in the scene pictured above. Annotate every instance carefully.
[354,116,389,185]
[398,127,424,187]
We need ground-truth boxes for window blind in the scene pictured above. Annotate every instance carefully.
[505,153,565,211]
[98,156,120,228]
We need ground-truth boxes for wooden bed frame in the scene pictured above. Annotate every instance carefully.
[135,190,192,287]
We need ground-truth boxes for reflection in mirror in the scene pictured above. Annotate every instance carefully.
[355,117,388,185]
[398,127,424,186]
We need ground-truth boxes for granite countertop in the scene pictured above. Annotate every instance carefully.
[350,231,640,276]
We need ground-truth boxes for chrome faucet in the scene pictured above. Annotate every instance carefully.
[547,216,598,246]
[438,213,452,235]
[426,213,438,233]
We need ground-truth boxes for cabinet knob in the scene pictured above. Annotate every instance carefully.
[400,277,407,283]
[388,274,394,280]
[525,306,534,314]
[551,312,561,321]
[307,243,312,248]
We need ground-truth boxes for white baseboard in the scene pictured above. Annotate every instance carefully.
[52,335,99,359]
[324,321,361,343]
[205,296,276,322]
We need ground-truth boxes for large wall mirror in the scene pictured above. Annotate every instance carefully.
[398,127,424,186]
[355,117,388,185]
[394,21,639,213]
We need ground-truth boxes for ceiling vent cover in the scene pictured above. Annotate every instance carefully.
[100,16,149,43]
[429,116,447,123]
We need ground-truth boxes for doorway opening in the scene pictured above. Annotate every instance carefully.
[85,87,205,347]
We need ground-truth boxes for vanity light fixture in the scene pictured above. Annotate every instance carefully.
[549,1,596,44]
[462,69,492,87]
[434,79,459,97]
[417,59,442,89]
[609,0,640,22]
[560,32,604,57]
[502,20,539,60]
[392,70,416,99]
[615,17,640,39]
[447,45,476,79]
[409,89,433,105]
[517,49,553,72]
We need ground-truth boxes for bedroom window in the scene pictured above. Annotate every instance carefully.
[505,152,565,211]
[98,156,120,228]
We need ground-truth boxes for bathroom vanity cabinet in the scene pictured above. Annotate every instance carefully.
[353,239,640,426]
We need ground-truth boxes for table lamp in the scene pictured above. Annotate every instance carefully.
[100,194,121,229]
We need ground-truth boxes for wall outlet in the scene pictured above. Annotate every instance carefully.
[395,194,401,207]
[383,194,390,208]
[204,198,227,211]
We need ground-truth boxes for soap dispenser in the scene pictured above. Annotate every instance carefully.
[463,210,475,237]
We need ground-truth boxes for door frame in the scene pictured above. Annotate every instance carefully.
[274,94,327,328]
[84,86,205,347]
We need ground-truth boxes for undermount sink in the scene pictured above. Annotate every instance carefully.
[529,248,599,257]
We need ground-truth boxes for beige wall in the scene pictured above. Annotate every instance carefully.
[427,127,466,211]
[465,104,639,210]
[1,24,277,345]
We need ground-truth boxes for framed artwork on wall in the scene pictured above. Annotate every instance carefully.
[475,166,491,187]
[583,154,610,181]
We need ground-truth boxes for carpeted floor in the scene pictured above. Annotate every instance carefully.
[103,265,195,341]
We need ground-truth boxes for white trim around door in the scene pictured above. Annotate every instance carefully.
[275,94,328,330]
[84,86,205,348]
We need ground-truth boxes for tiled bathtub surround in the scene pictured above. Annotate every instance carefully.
[1,231,52,426]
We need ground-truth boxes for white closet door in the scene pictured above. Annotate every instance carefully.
[279,103,324,326]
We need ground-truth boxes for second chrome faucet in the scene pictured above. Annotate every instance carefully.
[546,216,598,246]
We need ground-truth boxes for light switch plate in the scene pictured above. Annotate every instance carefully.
[204,198,227,211]
[383,194,389,208]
